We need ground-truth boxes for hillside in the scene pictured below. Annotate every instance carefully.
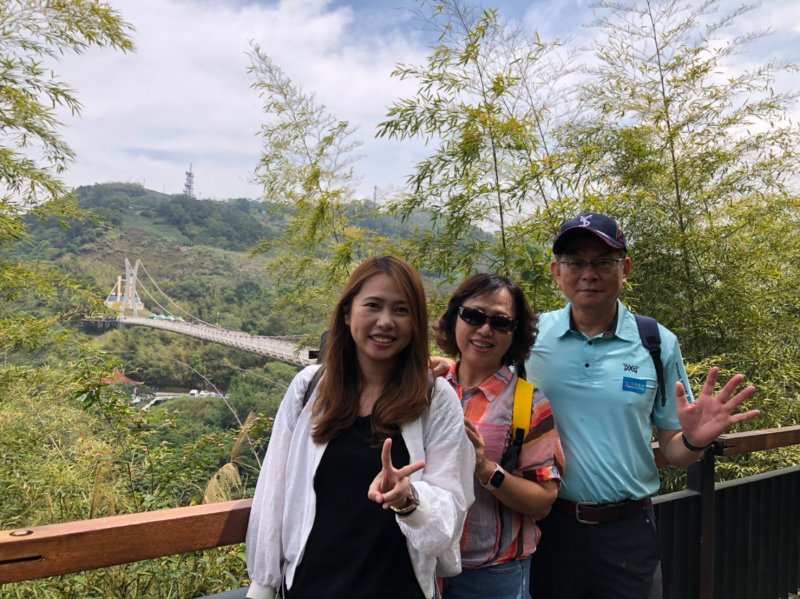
[7,182,439,391]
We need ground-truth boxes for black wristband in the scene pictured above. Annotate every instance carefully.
[681,433,712,452]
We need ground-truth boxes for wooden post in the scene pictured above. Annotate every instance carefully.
[686,442,723,599]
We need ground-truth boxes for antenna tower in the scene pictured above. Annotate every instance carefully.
[183,163,195,198]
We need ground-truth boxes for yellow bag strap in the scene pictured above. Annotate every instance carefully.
[500,377,536,471]
[512,377,535,438]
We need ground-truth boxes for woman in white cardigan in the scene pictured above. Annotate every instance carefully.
[246,256,475,599]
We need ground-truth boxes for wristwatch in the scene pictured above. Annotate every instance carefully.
[681,433,713,452]
[390,483,420,516]
[480,464,506,491]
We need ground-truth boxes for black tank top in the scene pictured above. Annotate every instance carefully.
[286,416,426,599]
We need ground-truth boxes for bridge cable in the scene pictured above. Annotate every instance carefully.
[138,262,220,328]
[136,281,178,318]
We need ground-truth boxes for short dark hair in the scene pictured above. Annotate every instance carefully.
[436,273,537,371]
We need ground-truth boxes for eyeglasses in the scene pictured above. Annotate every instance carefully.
[457,305,516,333]
[558,257,624,274]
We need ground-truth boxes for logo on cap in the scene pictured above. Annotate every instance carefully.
[553,212,627,253]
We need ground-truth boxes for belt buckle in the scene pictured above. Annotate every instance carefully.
[575,502,599,525]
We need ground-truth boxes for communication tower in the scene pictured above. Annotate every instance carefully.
[183,163,195,198]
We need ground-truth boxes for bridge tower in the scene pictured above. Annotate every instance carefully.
[183,163,195,198]
[105,258,144,315]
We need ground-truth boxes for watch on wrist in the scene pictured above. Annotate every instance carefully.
[390,483,420,516]
[480,464,506,491]
[681,433,712,452]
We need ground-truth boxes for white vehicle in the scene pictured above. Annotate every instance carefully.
[189,389,199,397]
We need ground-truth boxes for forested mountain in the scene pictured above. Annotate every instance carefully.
[8,182,439,391]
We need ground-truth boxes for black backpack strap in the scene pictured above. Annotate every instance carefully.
[635,314,666,408]
[302,365,325,408]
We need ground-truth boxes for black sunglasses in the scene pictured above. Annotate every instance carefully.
[457,305,516,333]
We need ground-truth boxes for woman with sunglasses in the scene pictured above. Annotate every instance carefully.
[246,256,475,599]
[436,273,564,599]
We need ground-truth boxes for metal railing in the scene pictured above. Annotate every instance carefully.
[2,426,800,598]
[655,425,800,599]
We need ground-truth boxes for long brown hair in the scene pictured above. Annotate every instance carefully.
[312,256,430,443]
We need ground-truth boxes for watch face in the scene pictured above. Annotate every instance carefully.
[490,469,505,489]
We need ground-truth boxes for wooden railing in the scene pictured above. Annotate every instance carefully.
[2,426,800,588]
[0,500,251,583]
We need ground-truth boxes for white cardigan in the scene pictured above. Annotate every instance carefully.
[245,365,475,599]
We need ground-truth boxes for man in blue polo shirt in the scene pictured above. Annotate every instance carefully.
[527,213,759,599]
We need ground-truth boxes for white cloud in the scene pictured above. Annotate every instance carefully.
[56,0,427,199]
[52,0,800,200]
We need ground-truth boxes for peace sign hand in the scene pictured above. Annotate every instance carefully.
[677,367,760,449]
[367,438,425,510]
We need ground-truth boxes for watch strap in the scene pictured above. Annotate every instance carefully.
[681,433,712,452]
[479,464,505,490]
[390,483,419,516]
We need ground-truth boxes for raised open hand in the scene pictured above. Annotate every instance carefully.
[367,438,425,510]
[677,367,760,448]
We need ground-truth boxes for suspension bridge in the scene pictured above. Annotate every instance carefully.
[102,258,315,367]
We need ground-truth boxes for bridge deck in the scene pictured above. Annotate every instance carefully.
[119,316,314,367]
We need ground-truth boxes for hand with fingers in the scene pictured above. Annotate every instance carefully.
[367,437,425,511]
[463,418,496,483]
[677,366,760,448]
[429,356,454,378]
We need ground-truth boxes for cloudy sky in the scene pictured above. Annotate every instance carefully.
[55,0,800,200]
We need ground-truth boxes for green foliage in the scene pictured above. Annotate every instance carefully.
[2,1,799,594]
[0,2,135,449]
[386,0,800,482]
[554,0,800,434]
[2,546,248,599]
[0,4,257,595]
[0,381,251,597]
[0,0,135,390]
[377,0,573,283]
[248,46,399,327]
[0,1,133,212]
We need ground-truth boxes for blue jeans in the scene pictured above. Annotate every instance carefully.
[443,557,531,599]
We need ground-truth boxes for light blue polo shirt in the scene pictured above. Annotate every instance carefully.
[525,301,692,503]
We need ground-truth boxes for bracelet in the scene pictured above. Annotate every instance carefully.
[390,484,419,516]
[681,433,712,452]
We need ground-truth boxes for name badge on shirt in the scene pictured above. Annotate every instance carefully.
[622,376,648,394]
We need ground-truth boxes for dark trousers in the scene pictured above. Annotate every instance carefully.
[530,504,659,599]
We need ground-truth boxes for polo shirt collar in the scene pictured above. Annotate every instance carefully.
[613,301,637,342]
[444,362,514,402]
[558,300,636,341]
[553,304,574,339]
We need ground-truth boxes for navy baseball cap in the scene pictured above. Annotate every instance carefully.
[553,213,627,254]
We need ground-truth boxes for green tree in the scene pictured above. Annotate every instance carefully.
[376,0,571,290]
[388,0,800,478]
[560,0,800,367]
[0,0,133,210]
[0,0,134,376]
[248,45,396,330]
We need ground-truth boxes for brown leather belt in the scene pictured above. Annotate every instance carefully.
[555,497,652,525]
